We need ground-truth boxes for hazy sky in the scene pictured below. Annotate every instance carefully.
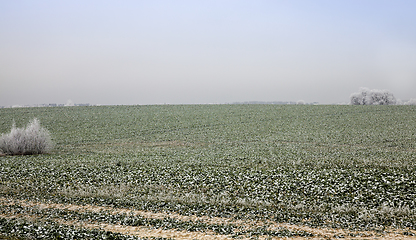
[1,0,416,106]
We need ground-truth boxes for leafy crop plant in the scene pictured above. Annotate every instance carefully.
[0,118,53,155]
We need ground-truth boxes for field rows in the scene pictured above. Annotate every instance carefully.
[1,197,415,239]
[1,105,416,239]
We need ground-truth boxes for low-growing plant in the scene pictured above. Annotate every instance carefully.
[0,118,53,155]
[1,105,416,232]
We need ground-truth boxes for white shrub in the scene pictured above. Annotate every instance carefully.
[0,118,53,155]
[350,87,397,105]
[404,98,416,105]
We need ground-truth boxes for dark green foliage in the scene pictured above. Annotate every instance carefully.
[0,217,141,240]
[0,105,415,234]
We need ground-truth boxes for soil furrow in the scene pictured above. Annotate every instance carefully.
[1,197,415,239]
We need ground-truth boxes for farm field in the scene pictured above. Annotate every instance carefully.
[0,104,416,239]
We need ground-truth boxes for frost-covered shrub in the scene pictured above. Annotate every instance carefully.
[0,118,53,155]
[404,98,416,105]
[350,87,397,105]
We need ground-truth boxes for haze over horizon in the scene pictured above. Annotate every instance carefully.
[1,1,416,106]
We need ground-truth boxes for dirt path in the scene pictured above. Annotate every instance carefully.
[1,197,415,239]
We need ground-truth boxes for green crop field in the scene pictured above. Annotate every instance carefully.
[0,104,415,239]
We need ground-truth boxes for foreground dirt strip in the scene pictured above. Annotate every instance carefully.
[1,197,416,239]
[0,214,233,240]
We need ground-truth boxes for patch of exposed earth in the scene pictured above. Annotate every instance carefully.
[0,197,415,239]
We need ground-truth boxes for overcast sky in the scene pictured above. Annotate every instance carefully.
[1,0,416,106]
